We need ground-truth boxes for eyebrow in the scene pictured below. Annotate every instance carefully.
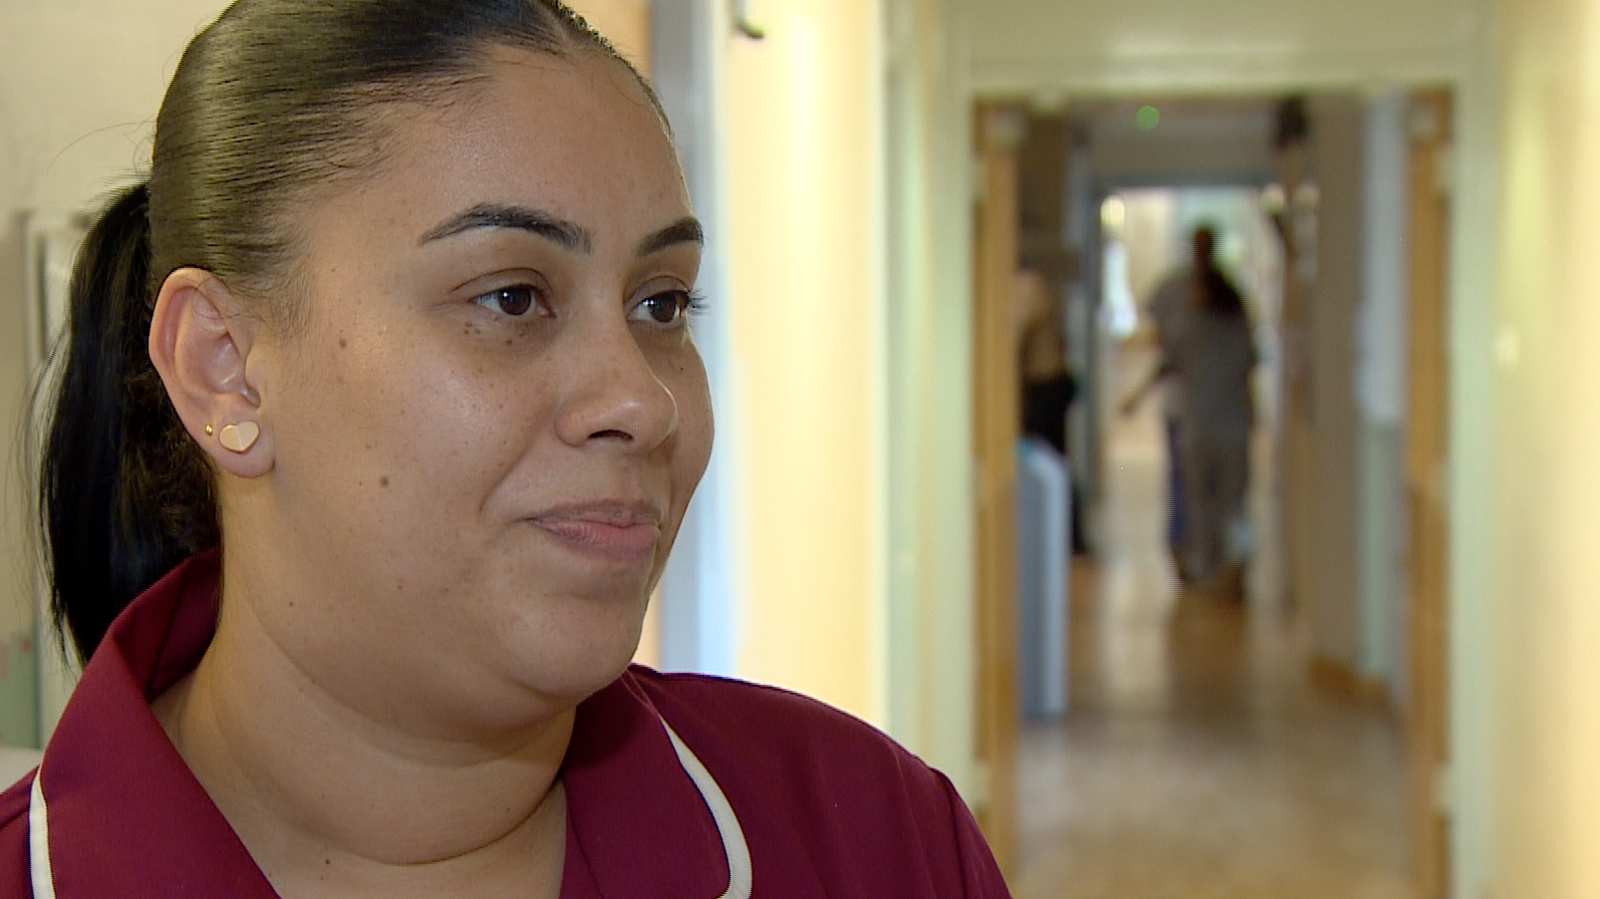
[636,217,705,257]
[419,205,704,259]
[419,204,593,252]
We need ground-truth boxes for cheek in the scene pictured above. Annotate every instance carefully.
[664,350,714,481]
[280,323,546,513]
[367,358,544,495]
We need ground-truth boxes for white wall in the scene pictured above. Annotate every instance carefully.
[1445,2,1501,894]
[643,0,746,682]
[1356,92,1411,698]
[958,0,1476,93]
[1088,103,1278,186]
[1287,95,1367,671]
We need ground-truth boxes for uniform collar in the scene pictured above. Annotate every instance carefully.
[562,675,734,898]
[34,554,735,898]
[38,553,276,897]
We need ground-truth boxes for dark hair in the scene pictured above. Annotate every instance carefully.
[41,0,656,663]
[1188,223,1243,317]
[1200,268,1246,317]
[1190,224,1218,262]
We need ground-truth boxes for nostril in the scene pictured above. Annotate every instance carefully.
[589,428,633,442]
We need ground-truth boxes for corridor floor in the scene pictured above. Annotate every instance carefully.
[1009,400,1413,899]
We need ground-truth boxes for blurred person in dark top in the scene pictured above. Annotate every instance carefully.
[1016,267,1088,554]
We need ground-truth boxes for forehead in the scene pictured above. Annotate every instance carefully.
[318,48,688,249]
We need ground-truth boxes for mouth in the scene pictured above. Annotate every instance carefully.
[526,500,665,564]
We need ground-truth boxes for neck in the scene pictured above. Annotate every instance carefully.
[153,579,572,897]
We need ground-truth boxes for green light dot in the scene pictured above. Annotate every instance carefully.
[1136,105,1161,131]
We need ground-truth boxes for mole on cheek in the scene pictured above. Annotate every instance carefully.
[380,476,391,488]
[339,337,349,349]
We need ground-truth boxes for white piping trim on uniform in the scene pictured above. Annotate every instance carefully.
[29,771,57,899]
[24,723,749,899]
[660,719,753,899]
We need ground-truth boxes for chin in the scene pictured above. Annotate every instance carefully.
[499,610,645,704]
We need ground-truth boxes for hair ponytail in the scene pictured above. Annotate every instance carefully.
[40,183,218,662]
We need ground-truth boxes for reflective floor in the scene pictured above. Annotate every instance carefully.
[1010,387,1413,899]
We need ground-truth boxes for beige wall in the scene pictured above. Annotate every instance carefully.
[1488,0,1600,891]
[722,0,889,723]
[0,2,235,215]
[565,0,651,71]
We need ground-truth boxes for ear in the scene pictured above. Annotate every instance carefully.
[148,268,273,478]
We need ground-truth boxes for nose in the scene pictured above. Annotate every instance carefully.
[553,316,679,453]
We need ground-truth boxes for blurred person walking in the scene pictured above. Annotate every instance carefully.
[1167,228,1258,592]
[1125,226,1257,591]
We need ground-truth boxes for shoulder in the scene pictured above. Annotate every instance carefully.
[624,668,1010,892]
[1151,266,1195,299]
[628,667,911,768]
[0,775,32,897]
[627,667,954,825]
[623,668,1009,893]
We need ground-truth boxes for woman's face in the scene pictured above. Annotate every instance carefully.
[239,48,711,726]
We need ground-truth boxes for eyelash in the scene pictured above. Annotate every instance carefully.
[678,289,710,317]
[633,288,709,327]
[469,286,709,322]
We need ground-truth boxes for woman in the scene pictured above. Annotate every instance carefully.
[0,2,1007,896]
[1166,244,1258,593]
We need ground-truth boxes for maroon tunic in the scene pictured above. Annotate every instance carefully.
[0,556,1009,897]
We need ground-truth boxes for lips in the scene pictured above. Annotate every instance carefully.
[526,501,664,563]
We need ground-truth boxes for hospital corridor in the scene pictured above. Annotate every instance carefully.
[1011,349,1411,899]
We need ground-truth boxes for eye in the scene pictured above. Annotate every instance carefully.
[631,289,704,326]
[472,285,541,317]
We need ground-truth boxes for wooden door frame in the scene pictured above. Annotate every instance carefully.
[971,99,1024,875]
[1404,88,1453,899]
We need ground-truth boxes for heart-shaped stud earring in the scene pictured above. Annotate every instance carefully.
[219,421,261,454]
